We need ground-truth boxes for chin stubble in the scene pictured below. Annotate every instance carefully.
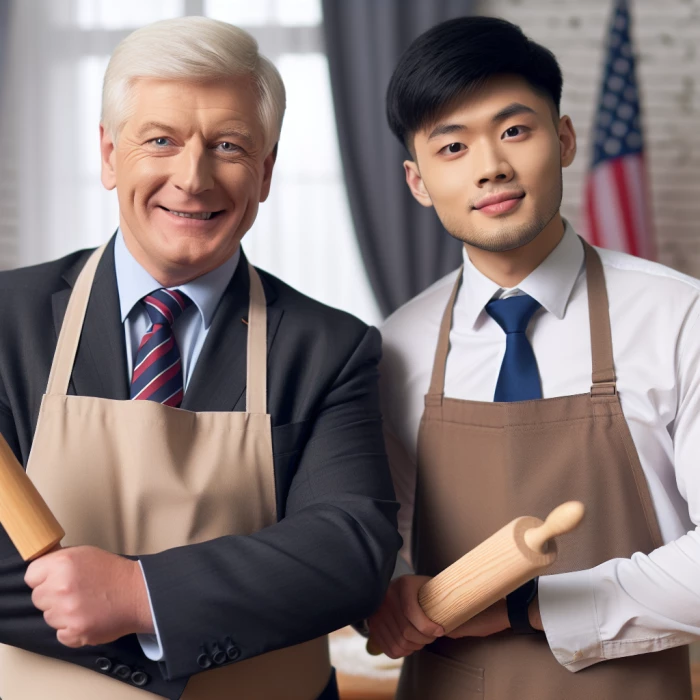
[445,172,563,253]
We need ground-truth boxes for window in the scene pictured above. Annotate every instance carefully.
[5,0,381,325]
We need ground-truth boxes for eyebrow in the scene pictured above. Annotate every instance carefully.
[214,128,254,146]
[492,102,537,123]
[134,121,178,139]
[134,122,254,146]
[427,102,538,141]
[427,123,466,141]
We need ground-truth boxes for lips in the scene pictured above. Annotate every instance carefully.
[473,191,525,211]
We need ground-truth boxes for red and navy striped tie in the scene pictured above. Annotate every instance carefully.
[130,288,192,408]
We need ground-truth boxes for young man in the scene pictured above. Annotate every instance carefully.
[370,16,700,699]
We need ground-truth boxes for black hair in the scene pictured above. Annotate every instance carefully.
[386,16,563,150]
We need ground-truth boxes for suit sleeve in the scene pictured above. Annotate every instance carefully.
[0,387,189,699]
[139,325,402,681]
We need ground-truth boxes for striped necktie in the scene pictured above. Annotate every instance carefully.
[130,288,192,408]
[485,294,542,402]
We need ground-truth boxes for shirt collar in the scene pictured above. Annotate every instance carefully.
[459,219,585,330]
[114,229,240,329]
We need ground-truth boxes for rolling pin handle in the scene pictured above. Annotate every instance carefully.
[366,638,381,656]
[523,501,585,553]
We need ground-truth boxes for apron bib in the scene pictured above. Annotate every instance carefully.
[0,245,332,699]
[397,241,691,700]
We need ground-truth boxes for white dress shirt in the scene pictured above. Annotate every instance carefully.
[114,231,240,661]
[379,222,700,672]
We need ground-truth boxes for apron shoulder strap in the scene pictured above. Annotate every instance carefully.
[428,240,616,402]
[46,244,107,396]
[426,267,464,405]
[245,263,268,415]
[581,239,617,396]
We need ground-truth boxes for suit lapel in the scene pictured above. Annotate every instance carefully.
[181,253,282,413]
[51,237,129,400]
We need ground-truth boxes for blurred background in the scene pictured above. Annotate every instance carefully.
[1,0,699,327]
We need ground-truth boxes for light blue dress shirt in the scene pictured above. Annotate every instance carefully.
[113,230,240,660]
[114,230,240,389]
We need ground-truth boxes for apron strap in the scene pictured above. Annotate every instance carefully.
[46,244,107,396]
[427,238,616,403]
[426,266,464,405]
[581,240,617,396]
[47,247,269,414]
[245,263,268,415]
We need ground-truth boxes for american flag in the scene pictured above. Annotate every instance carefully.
[581,0,655,259]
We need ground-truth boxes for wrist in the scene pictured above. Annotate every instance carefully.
[129,559,155,634]
[506,577,540,635]
[528,595,543,631]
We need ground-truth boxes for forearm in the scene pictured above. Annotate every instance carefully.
[539,528,700,671]
[140,494,400,680]
[0,538,187,698]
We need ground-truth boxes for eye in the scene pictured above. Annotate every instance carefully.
[440,142,466,155]
[503,125,529,139]
[217,142,240,153]
[150,137,171,147]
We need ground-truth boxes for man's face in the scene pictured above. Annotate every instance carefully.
[100,78,276,283]
[406,76,576,252]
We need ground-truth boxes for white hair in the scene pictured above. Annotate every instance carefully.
[101,16,286,152]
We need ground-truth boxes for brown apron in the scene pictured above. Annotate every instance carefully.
[0,245,332,699]
[397,241,692,699]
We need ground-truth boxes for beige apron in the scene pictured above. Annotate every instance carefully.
[0,245,331,699]
[397,241,692,699]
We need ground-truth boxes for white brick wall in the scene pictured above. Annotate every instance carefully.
[481,0,700,276]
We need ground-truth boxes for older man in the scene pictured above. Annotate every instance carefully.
[0,17,400,700]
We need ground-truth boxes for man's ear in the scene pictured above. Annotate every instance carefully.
[100,124,117,190]
[559,115,577,168]
[404,160,433,208]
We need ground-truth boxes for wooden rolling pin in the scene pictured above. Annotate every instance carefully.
[367,501,585,655]
[0,433,64,560]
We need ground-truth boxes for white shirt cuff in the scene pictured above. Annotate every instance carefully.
[538,569,604,671]
[136,561,165,662]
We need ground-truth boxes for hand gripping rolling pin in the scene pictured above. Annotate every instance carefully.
[0,434,64,560]
[367,501,585,655]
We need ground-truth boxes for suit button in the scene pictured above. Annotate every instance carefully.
[131,671,149,687]
[211,643,227,665]
[113,663,131,680]
[225,639,240,661]
[197,647,213,669]
[95,657,112,673]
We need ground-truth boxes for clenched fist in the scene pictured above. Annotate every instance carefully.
[25,545,154,648]
[367,574,445,659]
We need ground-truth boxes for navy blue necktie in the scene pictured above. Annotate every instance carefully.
[485,294,542,402]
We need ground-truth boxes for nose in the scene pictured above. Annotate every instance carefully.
[474,140,514,187]
[171,141,215,195]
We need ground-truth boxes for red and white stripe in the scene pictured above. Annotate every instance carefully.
[583,153,655,260]
[131,336,174,383]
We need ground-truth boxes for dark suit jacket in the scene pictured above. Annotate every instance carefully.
[0,238,401,699]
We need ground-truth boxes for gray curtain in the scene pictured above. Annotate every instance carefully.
[0,1,9,112]
[322,0,476,317]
